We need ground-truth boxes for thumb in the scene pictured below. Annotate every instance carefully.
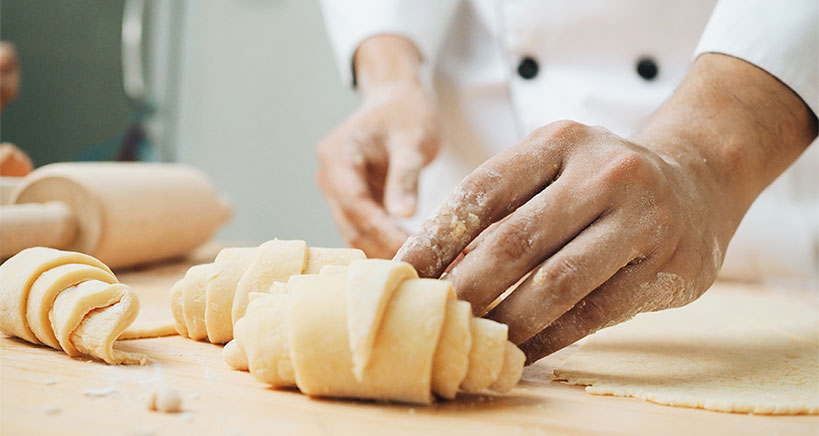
[384,133,429,217]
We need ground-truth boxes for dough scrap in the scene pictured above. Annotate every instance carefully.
[171,240,364,344]
[119,320,178,340]
[226,258,524,404]
[553,291,819,415]
[148,385,182,413]
[0,247,145,364]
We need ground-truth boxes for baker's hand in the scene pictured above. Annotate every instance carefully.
[0,42,20,110]
[396,54,818,363]
[317,35,440,258]
[397,120,726,361]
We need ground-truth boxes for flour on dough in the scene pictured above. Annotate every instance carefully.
[553,290,818,415]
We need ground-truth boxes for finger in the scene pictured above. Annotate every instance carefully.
[442,252,465,274]
[383,130,431,217]
[446,173,609,314]
[396,122,582,278]
[485,210,645,343]
[326,194,406,258]
[344,201,408,258]
[328,183,408,258]
[318,137,407,258]
[463,214,511,255]
[518,260,687,365]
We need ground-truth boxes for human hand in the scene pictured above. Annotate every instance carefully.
[317,36,440,258]
[397,120,729,361]
[0,42,20,110]
[396,54,817,363]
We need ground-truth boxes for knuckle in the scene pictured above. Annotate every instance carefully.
[545,120,585,138]
[493,222,533,260]
[616,150,651,176]
[538,257,580,295]
[601,149,653,185]
[526,120,586,147]
[457,168,498,203]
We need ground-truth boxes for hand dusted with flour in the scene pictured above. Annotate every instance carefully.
[396,54,818,363]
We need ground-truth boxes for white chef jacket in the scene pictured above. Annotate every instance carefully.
[320,0,819,285]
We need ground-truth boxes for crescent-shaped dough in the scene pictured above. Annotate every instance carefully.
[27,263,117,348]
[180,263,214,341]
[231,240,307,326]
[459,317,508,392]
[346,259,418,380]
[226,259,524,404]
[431,298,472,399]
[0,247,145,364]
[205,247,258,343]
[0,247,113,343]
[172,240,364,344]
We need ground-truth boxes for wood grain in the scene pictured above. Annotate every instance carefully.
[2,245,816,436]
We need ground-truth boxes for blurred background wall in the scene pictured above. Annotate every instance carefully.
[0,1,133,164]
[0,0,356,247]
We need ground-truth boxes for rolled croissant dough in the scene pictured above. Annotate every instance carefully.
[553,290,818,415]
[170,240,366,344]
[225,259,525,404]
[0,247,145,364]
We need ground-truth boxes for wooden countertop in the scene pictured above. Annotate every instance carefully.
[2,246,817,436]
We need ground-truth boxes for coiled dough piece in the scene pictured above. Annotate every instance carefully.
[224,259,525,404]
[170,240,365,344]
[0,247,145,364]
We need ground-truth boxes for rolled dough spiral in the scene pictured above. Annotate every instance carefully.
[0,247,145,364]
[170,240,365,344]
[224,259,525,404]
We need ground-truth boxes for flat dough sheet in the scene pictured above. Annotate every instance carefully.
[553,289,818,415]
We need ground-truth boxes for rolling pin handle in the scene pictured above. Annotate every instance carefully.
[0,202,78,260]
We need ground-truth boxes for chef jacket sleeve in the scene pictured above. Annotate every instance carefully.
[694,0,818,116]
[319,0,458,88]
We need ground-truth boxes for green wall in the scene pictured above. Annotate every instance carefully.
[0,0,132,166]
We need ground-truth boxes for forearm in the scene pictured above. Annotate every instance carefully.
[635,53,817,229]
[354,35,423,98]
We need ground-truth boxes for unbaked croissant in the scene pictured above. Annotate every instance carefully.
[224,259,525,404]
[0,247,145,364]
[170,240,365,344]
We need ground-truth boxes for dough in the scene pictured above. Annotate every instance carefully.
[170,240,365,344]
[346,259,418,380]
[225,259,525,404]
[0,247,145,364]
[119,320,178,340]
[148,385,182,413]
[553,290,818,415]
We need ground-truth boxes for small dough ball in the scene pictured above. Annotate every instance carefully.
[148,385,183,413]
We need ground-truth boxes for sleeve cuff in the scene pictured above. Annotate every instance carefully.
[694,0,819,116]
[320,0,458,88]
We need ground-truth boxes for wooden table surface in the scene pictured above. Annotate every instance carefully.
[2,246,817,436]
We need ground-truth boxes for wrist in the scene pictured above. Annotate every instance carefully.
[635,126,747,246]
[354,35,422,99]
[634,53,817,235]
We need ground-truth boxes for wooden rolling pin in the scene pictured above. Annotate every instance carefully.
[0,162,231,269]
